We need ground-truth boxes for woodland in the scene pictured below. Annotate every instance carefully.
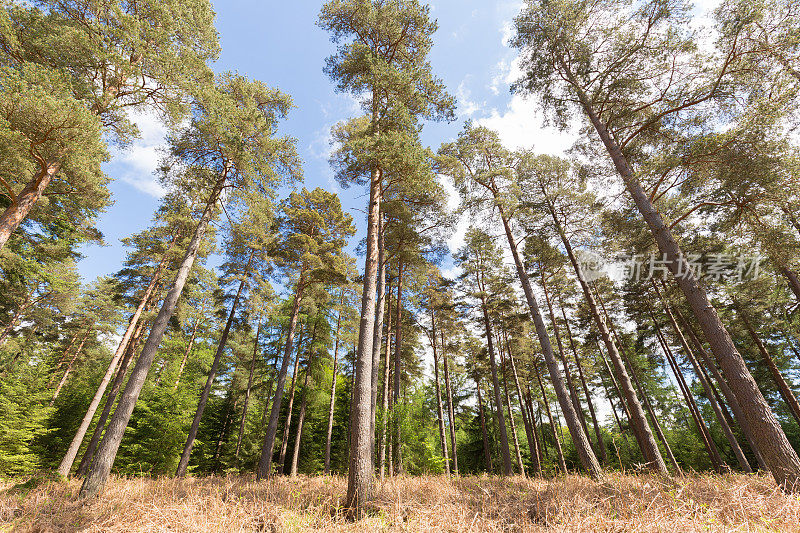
[1,0,800,530]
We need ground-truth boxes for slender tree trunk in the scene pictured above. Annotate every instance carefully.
[656,286,751,472]
[76,320,145,477]
[478,292,513,475]
[393,262,404,475]
[494,206,601,478]
[672,305,768,471]
[507,342,541,475]
[49,330,82,387]
[211,395,237,473]
[51,328,91,405]
[0,163,58,250]
[498,336,525,475]
[552,214,665,474]
[378,281,393,480]
[257,279,307,479]
[174,305,207,390]
[736,303,800,427]
[236,317,262,461]
[345,142,381,511]
[325,290,345,475]
[56,260,165,476]
[430,308,450,475]
[541,274,591,444]
[653,315,723,471]
[80,174,225,498]
[290,364,311,477]
[278,324,306,474]
[560,305,607,465]
[370,214,385,466]
[176,252,252,477]
[440,328,458,476]
[571,75,800,487]
[533,360,567,473]
[476,380,493,474]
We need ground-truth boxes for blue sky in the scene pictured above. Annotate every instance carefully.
[75,0,580,283]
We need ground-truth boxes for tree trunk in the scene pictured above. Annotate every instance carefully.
[572,75,800,487]
[176,253,252,477]
[393,262,404,475]
[80,173,225,498]
[325,290,345,475]
[378,281,393,480]
[76,320,145,477]
[560,305,607,465]
[236,316,262,461]
[211,394,237,473]
[57,257,165,476]
[507,342,541,475]
[440,328,459,476]
[174,304,208,390]
[656,286,751,473]
[736,303,800,427]
[257,277,306,479]
[478,291,513,476]
[498,335,525,475]
[494,206,602,478]
[653,314,723,471]
[51,328,91,405]
[780,267,800,303]
[672,304,768,471]
[476,380,493,474]
[430,308,450,476]
[540,274,591,445]
[533,359,567,473]
[290,364,311,477]
[0,163,58,250]
[370,213,386,466]
[278,323,307,474]
[551,213,665,474]
[345,147,381,512]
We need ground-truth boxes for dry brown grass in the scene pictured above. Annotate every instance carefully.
[1,472,799,532]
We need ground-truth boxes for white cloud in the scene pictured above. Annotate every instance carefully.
[477,94,578,154]
[111,110,169,197]
[456,80,484,117]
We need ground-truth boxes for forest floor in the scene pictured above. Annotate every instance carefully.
[1,472,799,532]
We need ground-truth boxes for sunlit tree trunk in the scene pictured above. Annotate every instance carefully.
[0,163,59,250]
[475,380,493,474]
[290,364,311,477]
[325,291,344,475]
[278,324,307,474]
[80,174,225,498]
[532,359,567,473]
[236,317,262,461]
[430,307,450,476]
[51,328,91,405]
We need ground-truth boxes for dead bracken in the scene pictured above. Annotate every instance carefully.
[2,473,799,532]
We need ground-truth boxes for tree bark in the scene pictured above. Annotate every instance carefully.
[507,341,541,475]
[570,72,800,487]
[378,281,393,480]
[257,276,305,479]
[0,163,58,250]
[174,303,208,390]
[176,252,253,477]
[393,261,404,475]
[370,213,385,466]
[80,174,225,498]
[498,334,525,475]
[345,150,381,512]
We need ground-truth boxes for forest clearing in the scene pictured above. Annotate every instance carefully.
[2,0,800,530]
[4,473,800,532]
